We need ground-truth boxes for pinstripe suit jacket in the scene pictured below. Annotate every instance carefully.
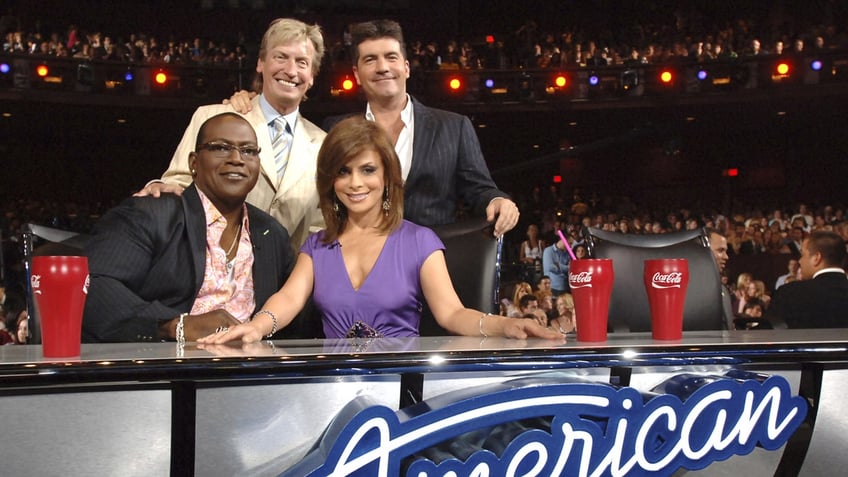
[81,185,294,343]
[324,97,507,226]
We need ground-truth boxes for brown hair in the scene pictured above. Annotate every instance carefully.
[349,19,406,64]
[316,117,404,243]
[253,18,325,92]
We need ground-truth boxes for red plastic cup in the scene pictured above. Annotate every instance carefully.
[568,258,614,342]
[643,259,689,340]
[31,256,89,358]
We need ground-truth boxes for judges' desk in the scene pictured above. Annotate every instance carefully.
[1,330,847,476]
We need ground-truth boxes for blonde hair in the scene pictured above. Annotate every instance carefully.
[253,18,325,92]
[512,282,532,304]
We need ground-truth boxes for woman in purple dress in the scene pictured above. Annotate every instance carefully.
[200,117,562,342]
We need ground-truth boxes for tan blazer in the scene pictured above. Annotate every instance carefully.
[161,95,326,249]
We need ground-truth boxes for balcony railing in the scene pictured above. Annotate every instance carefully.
[3,50,848,112]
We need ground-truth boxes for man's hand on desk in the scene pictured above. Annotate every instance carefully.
[160,310,242,342]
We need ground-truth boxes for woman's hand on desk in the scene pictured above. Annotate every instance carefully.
[197,320,264,344]
[500,317,566,341]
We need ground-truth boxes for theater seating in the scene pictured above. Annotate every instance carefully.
[419,219,502,336]
[583,226,729,333]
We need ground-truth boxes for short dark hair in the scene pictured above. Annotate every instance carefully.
[195,112,249,149]
[519,294,538,309]
[349,19,406,64]
[806,230,847,268]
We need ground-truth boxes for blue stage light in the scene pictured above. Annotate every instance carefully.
[811,60,822,71]
[484,78,494,88]
[589,75,599,86]
[0,63,10,74]
[697,70,708,81]
[124,71,134,82]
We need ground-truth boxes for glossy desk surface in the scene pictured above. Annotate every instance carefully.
[2,329,847,386]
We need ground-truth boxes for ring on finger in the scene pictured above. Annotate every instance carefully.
[215,326,229,333]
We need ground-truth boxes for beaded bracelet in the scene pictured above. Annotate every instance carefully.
[479,312,492,337]
[254,310,278,337]
[176,313,187,346]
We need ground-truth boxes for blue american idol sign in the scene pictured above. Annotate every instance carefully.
[282,373,807,476]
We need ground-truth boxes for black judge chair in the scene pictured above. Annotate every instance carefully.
[418,218,503,336]
[583,226,730,333]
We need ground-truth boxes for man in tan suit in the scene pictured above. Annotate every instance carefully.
[137,18,326,249]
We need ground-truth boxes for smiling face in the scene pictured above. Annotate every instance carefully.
[333,148,385,220]
[189,114,260,213]
[353,37,410,102]
[256,39,315,114]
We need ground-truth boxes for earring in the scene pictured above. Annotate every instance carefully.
[382,186,391,216]
[332,198,340,215]
[191,169,196,176]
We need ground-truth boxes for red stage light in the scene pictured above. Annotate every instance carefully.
[485,35,495,44]
[553,175,563,184]
[449,77,462,90]
[727,168,739,177]
[776,62,790,75]
[154,71,168,85]
[342,78,354,91]
[659,69,674,84]
[554,75,567,88]
[36,65,49,77]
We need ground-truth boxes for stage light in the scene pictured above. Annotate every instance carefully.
[484,78,494,88]
[553,175,562,184]
[448,77,462,91]
[154,71,168,85]
[554,74,567,88]
[659,69,674,84]
[0,63,9,74]
[486,35,494,44]
[588,74,599,86]
[811,60,823,71]
[342,78,354,91]
[124,70,134,82]
[722,168,739,177]
[697,69,708,81]
[776,62,790,75]
[36,64,49,77]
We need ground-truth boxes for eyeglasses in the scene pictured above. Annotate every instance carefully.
[197,142,261,159]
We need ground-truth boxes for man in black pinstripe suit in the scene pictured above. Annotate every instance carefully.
[329,20,520,237]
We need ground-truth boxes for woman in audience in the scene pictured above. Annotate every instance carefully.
[506,281,533,317]
[549,293,575,334]
[199,117,562,342]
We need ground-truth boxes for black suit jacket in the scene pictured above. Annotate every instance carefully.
[766,271,848,328]
[82,185,294,342]
[323,96,507,226]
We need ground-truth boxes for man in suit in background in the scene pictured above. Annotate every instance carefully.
[766,230,848,328]
[83,113,294,342]
[137,18,327,250]
[335,19,519,235]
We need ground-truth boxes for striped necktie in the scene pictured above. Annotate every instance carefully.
[271,117,292,179]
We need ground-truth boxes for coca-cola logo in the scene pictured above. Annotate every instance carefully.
[31,274,42,295]
[651,271,683,289]
[569,271,593,288]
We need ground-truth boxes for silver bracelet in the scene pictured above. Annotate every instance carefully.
[253,310,277,337]
[176,313,187,347]
[479,312,492,337]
